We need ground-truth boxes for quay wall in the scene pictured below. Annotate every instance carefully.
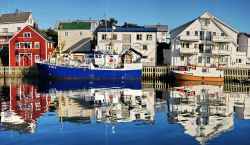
[0,66,250,80]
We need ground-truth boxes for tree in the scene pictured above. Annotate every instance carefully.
[99,18,118,28]
[122,22,138,28]
[42,28,58,47]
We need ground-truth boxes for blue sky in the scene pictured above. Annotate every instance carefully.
[0,0,249,32]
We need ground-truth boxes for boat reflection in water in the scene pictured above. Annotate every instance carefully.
[46,80,156,125]
[167,81,250,144]
[1,79,250,145]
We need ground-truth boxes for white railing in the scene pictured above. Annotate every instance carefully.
[212,36,231,42]
[212,49,231,55]
[180,48,198,54]
[179,35,200,41]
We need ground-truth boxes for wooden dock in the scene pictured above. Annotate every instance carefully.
[0,67,38,77]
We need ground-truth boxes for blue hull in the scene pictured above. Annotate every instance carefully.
[37,63,142,80]
[37,80,142,93]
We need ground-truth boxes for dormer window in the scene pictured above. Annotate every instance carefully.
[23,32,31,38]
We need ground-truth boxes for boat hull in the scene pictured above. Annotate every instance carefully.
[37,63,142,80]
[174,80,224,86]
[173,73,224,82]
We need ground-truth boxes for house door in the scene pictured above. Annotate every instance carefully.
[20,54,32,66]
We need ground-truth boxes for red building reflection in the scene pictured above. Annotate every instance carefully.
[10,84,51,123]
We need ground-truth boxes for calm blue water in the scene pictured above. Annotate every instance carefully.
[0,79,250,145]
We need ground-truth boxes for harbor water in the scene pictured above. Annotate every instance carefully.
[0,79,250,145]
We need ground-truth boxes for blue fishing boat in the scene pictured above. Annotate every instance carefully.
[36,44,143,80]
[36,60,142,80]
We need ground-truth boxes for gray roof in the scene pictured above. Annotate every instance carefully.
[29,26,53,42]
[0,12,31,24]
[63,38,91,53]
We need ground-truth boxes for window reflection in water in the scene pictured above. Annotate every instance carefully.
[0,79,249,145]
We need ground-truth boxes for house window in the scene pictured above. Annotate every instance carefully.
[47,43,50,49]
[186,31,190,36]
[143,45,148,50]
[213,32,216,36]
[23,32,31,38]
[20,42,32,48]
[112,34,117,40]
[3,28,8,33]
[198,56,202,63]
[186,43,189,48]
[65,32,69,36]
[137,34,142,40]
[181,43,185,48]
[206,57,210,63]
[221,33,225,36]
[181,56,184,61]
[195,31,198,36]
[80,32,83,36]
[16,55,20,62]
[194,44,197,48]
[15,42,19,49]
[17,27,21,31]
[238,59,242,63]
[35,55,40,62]
[102,34,107,40]
[35,42,40,48]
[146,34,152,40]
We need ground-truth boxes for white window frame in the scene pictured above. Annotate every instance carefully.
[19,42,32,49]
[3,28,8,33]
[16,55,20,62]
[65,32,69,37]
[35,55,40,62]
[146,34,152,40]
[137,34,142,40]
[34,42,40,49]
[102,34,107,40]
[80,32,83,36]
[17,27,21,31]
[23,32,31,38]
[15,42,20,49]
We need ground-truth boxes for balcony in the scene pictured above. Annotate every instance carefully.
[0,32,16,36]
[179,48,198,55]
[236,51,247,56]
[212,36,231,42]
[179,35,199,41]
[211,49,231,56]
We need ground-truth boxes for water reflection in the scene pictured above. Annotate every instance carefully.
[1,83,50,133]
[167,83,250,144]
[47,80,156,125]
[0,79,249,145]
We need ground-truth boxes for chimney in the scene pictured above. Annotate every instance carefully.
[15,9,20,16]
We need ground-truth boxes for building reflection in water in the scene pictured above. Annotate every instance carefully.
[0,79,250,145]
[167,83,250,145]
[47,80,157,125]
[0,83,50,133]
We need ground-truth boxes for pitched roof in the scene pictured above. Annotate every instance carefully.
[240,33,250,38]
[0,12,31,23]
[98,27,158,32]
[29,26,53,42]
[63,38,91,53]
[58,22,91,30]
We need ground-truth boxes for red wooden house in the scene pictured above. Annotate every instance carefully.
[8,25,54,66]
